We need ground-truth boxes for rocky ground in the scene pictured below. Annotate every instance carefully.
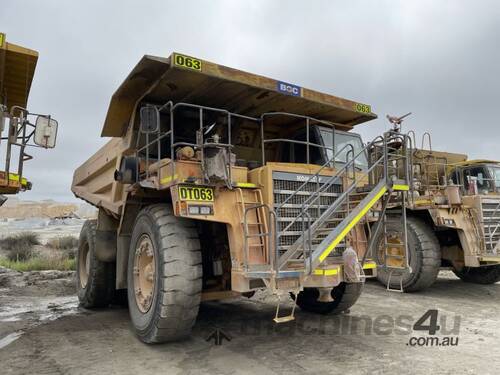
[0,268,499,375]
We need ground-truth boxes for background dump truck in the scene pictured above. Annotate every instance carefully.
[0,33,58,203]
[372,129,500,291]
[72,52,413,343]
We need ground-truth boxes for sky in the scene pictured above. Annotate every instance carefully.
[1,0,499,201]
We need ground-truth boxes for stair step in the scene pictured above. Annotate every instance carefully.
[385,243,405,248]
[315,227,335,234]
[356,185,376,193]
[385,254,405,259]
[276,203,332,209]
[324,218,345,223]
[385,266,407,270]
[246,233,269,238]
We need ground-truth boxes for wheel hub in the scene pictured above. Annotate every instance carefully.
[133,234,156,313]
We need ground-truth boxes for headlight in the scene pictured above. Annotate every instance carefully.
[200,206,212,215]
[188,205,200,215]
[187,205,213,215]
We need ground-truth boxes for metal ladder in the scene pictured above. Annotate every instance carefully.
[237,188,274,272]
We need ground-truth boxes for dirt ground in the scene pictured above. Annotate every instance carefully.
[0,268,499,375]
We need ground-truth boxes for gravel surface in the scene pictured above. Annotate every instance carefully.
[0,270,498,374]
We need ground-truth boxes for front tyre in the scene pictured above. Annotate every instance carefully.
[127,204,202,343]
[453,265,500,284]
[375,216,441,292]
[76,220,115,308]
[293,282,363,314]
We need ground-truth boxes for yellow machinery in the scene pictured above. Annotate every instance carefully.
[72,52,411,343]
[0,33,58,202]
[370,121,500,291]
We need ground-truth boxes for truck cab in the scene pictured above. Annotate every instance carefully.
[450,161,500,195]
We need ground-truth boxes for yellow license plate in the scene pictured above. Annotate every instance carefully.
[353,102,371,114]
[179,186,214,201]
[172,53,202,71]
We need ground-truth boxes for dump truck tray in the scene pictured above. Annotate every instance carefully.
[101,52,376,137]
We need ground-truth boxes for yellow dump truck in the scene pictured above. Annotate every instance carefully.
[0,33,58,202]
[72,52,412,343]
[372,131,500,291]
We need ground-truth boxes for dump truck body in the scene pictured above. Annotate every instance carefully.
[73,52,413,342]
[372,136,500,291]
[407,152,500,267]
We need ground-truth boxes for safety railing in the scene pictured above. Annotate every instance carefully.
[135,101,260,187]
[260,112,339,166]
[277,130,412,273]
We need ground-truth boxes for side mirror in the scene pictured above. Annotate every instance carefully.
[114,156,139,184]
[140,106,160,133]
[34,115,58,148]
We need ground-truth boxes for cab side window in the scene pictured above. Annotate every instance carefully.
[278,128,324,165]
[463,167,491,193]
[450,169,460,185]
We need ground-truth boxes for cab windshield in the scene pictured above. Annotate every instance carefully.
[319,128,368,170]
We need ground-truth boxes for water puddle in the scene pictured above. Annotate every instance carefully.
[0,295,78,323]
[0,295,79,349]
[0,331,23,349]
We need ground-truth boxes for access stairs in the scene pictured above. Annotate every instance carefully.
[240,130,414,319]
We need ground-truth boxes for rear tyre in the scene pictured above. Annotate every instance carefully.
[293,282,363,314]
[127,204,202,343]
[76,220,115,308]
[375,216,441,292]
[452,265,500,284]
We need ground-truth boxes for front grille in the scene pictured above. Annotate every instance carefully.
[273,171,342,255]
[482,198,500,253]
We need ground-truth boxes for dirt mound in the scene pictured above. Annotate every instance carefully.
[0,202,78,219]
[0,198,96,220]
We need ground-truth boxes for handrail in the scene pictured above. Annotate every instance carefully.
[278,153,387,271]
[277,143,355,209]
[260,111,337,166]
[276,143,354,236]
[301,153,385,238]
[421,132,432,151]
[276,134,390,239]
[277,130,412,271]
[277,138,387,247]
[278,133,385,218]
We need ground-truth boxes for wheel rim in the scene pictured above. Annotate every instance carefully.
[133,234,156,313]
[79,242,90,288]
